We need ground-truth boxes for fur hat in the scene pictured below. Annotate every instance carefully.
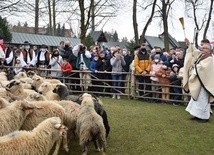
[154,54,160,60]
[172,64,179,69]
[24,41,30,45]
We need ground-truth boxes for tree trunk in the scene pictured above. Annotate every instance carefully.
[48,0,52,35]
[140,0,157,44]
[52,0,56,36]
[203,0,213,39]
[133,0,139,45]
[79,0,86,44]
[91,0,95,31]
[162,0,169,50]
[35,0,39,34]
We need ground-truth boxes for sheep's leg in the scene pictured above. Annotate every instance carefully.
[82,141,89,155]
[62,131,69,152]
[52,137,62,155]
[97,136,106,155]
[93,140,100,152]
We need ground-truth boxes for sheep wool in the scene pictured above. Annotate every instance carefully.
[38,82,60,100]
[77,93,106,155]
[6,80,36,99]
[20,101,69,154]
[0,117,67,155]
[0,100,34,136]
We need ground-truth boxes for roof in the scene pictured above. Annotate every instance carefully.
[101,41,127,49]
[90,31,107,42]
[145,33,180,50]
[11,32,80,47]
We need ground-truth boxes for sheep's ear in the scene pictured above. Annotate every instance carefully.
[21,100,35,110]
[50,117,61,125]
[16,81,21,85]
[35,94,40,100]
[54,123,62,129]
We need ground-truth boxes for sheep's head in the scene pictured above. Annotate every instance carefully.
[53,84,68,94]
[50,117,68,137]
[27,70,36,78]
[80,93,95,107]
[14,72,27,79]
[38,82,52,95]
[6,80,22,93]
[26,92,47,101]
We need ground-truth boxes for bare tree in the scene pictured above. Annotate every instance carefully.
[185,0,213,47]
[136,0,175,50]
[35,0,39,34]
[139,0,157,44]
[0,0,21,13]
[133,0,139,45]
[78,0,118,43]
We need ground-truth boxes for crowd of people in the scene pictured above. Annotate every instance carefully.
[0,38,213,113]
[0,39,186,101]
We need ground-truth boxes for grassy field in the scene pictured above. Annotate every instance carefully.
[55,98,214,155]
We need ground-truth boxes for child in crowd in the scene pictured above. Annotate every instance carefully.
[14,58,23,74]
[155,62,171,103]
[150,54,162,102]
[169,64,182,106]
[61,58,72,87]
[89,52,99,92]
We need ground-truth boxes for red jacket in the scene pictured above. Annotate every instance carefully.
[61,62,72,74]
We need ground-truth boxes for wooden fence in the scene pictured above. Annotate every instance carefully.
[0,66,190,105]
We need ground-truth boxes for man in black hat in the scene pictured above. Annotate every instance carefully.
[21,41,35,65]
[27,44,50,68]
[0,41,13,66]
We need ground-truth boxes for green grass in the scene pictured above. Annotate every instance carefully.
[56,98,214,155]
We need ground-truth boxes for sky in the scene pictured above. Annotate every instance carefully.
[4,0,213,43]
[100,0,213,43]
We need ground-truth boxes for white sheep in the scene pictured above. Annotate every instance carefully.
[0,72,8,81]
[76,93,106,155]
[0,117,68,155]
[25,92,47,101]
[38,82,60,100]
[20,100,69,153]
[0,100,35,136]
[56,100,80,139]
[24,92,80,143]
[31,74,62,91]
[14,71,33,83]
[6,80,36,99]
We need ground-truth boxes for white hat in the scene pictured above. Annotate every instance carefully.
[172,64,179,68]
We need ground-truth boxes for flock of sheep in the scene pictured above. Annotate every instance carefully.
[0,70,110,155]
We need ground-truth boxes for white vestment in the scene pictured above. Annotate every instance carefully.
[186,87,210,119]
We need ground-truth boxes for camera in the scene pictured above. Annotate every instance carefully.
[79,45,86,53]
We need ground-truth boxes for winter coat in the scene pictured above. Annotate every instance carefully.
[155,67,171,85]
[134,52,152,74]
[61,62,72,75]
[49,55,63,77]
[150,62,162,82]
[110,56,126,75]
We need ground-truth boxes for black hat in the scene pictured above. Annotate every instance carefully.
[134,45,141,50]
[24,41,30,45]
[40,44,48,48]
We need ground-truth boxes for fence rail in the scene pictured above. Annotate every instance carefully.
[0,66,190,105]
